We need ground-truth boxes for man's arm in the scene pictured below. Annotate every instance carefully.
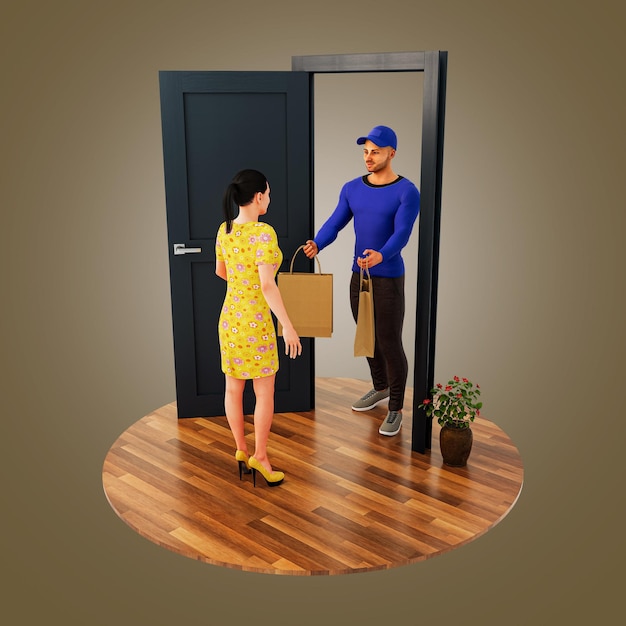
[306,184,354,255]
[378,186,420,262]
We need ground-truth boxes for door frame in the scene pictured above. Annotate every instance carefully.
[292,52,447,453]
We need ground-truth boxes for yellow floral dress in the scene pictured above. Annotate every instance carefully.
[215,221,283,379]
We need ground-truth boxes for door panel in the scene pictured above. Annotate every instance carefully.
[160,71,313,417]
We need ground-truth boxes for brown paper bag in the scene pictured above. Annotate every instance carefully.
[354,266,375,357]
[277,245,333,338]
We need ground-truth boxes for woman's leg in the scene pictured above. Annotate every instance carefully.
[251,374,277,472]
[224,375,248,452]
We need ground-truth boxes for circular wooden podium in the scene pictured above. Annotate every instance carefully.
[103,379,523,575]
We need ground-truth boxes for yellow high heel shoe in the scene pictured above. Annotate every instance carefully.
[235,450,251,480]
[248,456,284,487]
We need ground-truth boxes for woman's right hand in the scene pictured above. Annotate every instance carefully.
[303,240,318,258]
[282,325,302,359]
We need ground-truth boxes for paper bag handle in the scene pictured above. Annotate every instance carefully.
[289,245,323,274]
[359,265,371,290]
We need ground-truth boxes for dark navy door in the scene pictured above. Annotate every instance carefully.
[159,71,313,417]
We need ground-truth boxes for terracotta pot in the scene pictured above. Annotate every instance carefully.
[439,423,473,467]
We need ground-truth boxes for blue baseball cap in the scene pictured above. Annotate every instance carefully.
[356,125,397,150]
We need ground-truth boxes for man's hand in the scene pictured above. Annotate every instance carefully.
[303,240,318,258]
[357,249,382,269]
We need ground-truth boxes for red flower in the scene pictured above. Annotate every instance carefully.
[445,385,453,391]
[436,383,443,389]
[423,398,431,404]
[456,394,463,398]
[462,377,469,383]
[454,376,460,382]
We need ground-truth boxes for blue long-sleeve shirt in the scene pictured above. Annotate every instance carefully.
[314,175,420,278]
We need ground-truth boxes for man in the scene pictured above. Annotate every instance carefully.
[303,125,420,436]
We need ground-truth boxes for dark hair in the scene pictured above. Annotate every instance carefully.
[222,169,268,233]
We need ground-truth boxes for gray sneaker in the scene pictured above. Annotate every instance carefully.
[352,388,390,411]
[379,411,402,436]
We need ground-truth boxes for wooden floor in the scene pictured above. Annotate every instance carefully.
[102,378,523,575]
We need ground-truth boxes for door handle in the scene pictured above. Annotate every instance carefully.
[173,243,202,255]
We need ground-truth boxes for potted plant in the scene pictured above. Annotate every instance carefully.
[418,376,482,467]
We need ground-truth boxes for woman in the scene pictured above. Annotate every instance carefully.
[215,169,302,486]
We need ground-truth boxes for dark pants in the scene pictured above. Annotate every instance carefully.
[350,272,408,412]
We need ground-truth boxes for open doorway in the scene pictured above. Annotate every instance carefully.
[294,51,447,452]
[312,71,424,383]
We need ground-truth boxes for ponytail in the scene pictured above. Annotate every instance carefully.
[221,169,268,233]
[221,184,238,234]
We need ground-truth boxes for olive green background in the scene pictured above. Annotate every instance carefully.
[2,1,624,624]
